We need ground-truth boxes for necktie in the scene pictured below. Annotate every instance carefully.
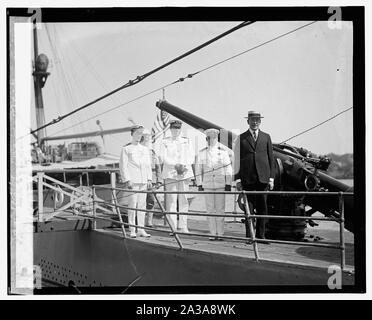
[253,131,257,141]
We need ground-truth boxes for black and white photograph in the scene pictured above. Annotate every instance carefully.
[4,4,366,299]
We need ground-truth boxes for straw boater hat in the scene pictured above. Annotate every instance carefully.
[244,111,264,119]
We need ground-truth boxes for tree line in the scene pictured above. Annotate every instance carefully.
[326,153,353,179]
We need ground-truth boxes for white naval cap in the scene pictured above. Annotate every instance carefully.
[204,128,220,136]
[142,128,151,135]
[130,124,144,135]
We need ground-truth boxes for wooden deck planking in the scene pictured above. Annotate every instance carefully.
[102,215,354,272]
[38,208,354,272]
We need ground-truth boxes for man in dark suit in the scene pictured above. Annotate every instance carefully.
[233,111,275,242]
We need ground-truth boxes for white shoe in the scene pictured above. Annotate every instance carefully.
[138,231,151,238]
[180,228,190,234]
[129,233,136,238]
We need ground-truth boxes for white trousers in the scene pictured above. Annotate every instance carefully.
[165,178,190,231]
[127,183,147,234]
[204,188,225,236]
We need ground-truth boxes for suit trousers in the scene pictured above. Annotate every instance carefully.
[164,178,190,231]
[204,188,225,236]
[243,182,269,239]
[127,183,147,235]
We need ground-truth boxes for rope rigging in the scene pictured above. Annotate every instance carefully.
[46,21,318,139]
[45,25,88,136]
[29,21,255,137]
[48,81,178,138]
[280,107,353,144]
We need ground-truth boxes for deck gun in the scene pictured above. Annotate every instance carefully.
[156,100,354,239]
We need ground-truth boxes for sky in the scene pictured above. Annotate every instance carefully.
[30,20,353,156]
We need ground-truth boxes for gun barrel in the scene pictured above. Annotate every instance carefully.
[157,100,236,148]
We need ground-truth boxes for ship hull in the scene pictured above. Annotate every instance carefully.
[33,226,354,291]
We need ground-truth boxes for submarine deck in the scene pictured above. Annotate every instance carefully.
[34,209,355,288]
[96,214,355,273]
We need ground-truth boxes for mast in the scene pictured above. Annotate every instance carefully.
[40,125,133,143]
[32,22,49,147]
[96,120,106,153]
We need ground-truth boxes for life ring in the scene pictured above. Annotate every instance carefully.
[54,186,64,207]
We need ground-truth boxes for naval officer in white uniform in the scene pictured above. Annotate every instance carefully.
[195,128,233,240]
[140,128,162,227]
[119,125,152,238]
[159,120,195,233]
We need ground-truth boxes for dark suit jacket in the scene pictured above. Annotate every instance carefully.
[233,129,275,184]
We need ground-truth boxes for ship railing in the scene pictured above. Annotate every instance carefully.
[32,168,210,222]
[32,170,352,271]
[32,170,119,222]
[91,185,353,272]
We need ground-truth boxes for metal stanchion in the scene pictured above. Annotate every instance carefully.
[153,192,183,250]
[338,192,346,271]
[243,192,260,262]
[112,190,127,238]
[37,172,44,222]
[110,172,117,205]
[92,186,97,230]
[232,191,237,222]
[111,173,127,238]
[163,184,167,226]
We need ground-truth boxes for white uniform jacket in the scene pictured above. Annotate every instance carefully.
[119,143,152,184]
[195,144,233,189]
[159,136,195,180]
